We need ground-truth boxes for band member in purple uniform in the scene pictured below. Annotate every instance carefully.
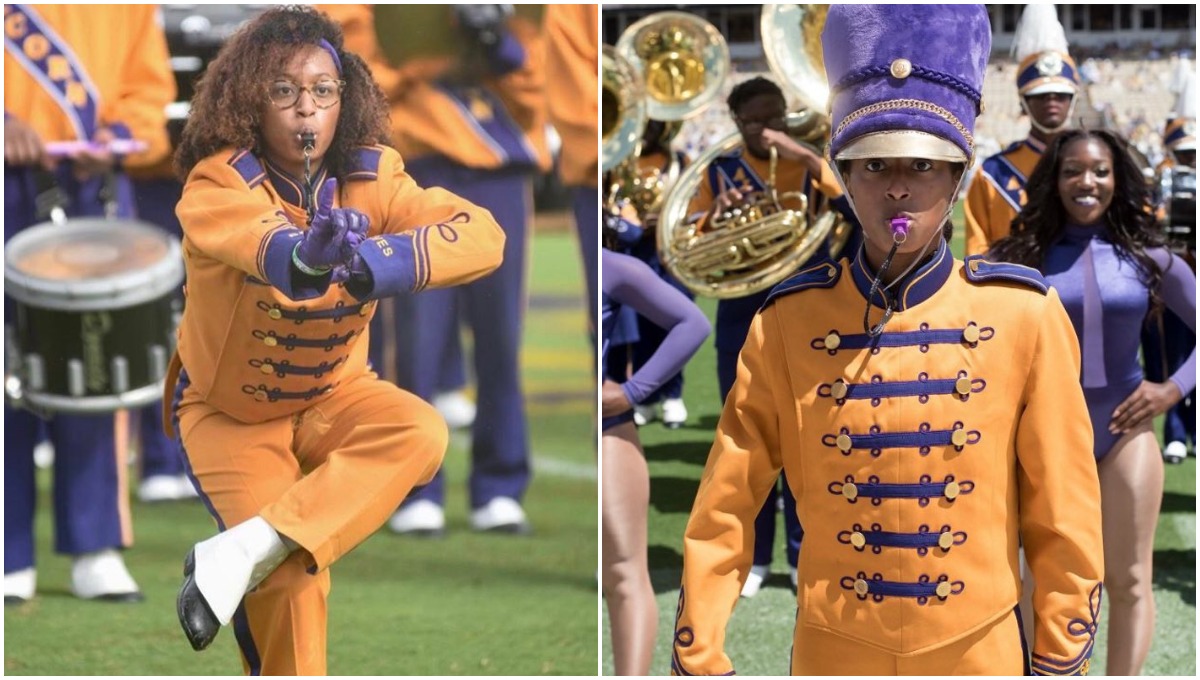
[4,3,175,604]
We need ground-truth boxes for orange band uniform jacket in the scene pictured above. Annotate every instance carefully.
[963,138,1045,256]
[674,242,1104,675]
[3,3,174,169]
[544,4,598,188]
[174,146,504,424]
[320,4,549,174]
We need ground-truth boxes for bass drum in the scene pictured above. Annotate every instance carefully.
[5,218,183,413]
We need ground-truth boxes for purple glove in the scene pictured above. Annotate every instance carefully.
[330,231,370,285]
[294,179,371,273]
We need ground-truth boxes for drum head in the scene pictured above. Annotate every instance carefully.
[5,218,183,311]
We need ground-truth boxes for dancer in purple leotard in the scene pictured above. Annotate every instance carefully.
[990,129,1196,676]
[601,247,710,675]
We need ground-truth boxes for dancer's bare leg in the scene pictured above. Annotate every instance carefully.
[1099,423,1163,676]
[602,421,657,676]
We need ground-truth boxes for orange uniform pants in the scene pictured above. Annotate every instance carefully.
[175,370,447,675]
[791,610,1027,675]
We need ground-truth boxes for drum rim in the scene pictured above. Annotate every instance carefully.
[19,381,165,413]
[4,218,183,310]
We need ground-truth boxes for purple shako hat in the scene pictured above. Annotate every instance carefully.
[822,5,991,164]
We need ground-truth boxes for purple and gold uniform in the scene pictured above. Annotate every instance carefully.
[963,138,1045,256]
[326,4,548,515]
[4,3,174,587]
[170,145,503,674]
[545,3,600,335]
[674,6,1104,675]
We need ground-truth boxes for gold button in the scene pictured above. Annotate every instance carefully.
[1080,659,1091,676]
[955,377,972,395]
[260,363,273,375]
[969,259,980,273]
[938,532,954,550]
[854,579,869,596]
[831,380,848,400]
[827,267,835,279]
[824,332,841,350]
[850,532,866,549]
[962,325,981,343]
[254,389,268,402]
[890,58,912,79]
[263,336,278,347]
[836,434,852,452]
[268,308,282,320]
[842,482,858,501]
[951,428,968,447]
[944,481,960,500]
[936,581,951,598]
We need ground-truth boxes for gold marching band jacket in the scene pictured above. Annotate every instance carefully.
[171,146,503,424]
[675,241,1104,675]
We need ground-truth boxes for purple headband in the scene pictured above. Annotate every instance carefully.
[318,38,342,75]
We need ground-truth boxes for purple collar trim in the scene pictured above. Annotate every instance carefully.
[851,237,953,311]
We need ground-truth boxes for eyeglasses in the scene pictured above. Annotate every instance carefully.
[267,79,345,110]
[735,115,787,132]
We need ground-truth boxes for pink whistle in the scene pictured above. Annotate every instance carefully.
[890,216,911,243]
[44,140,148,157]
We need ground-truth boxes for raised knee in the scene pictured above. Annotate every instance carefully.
[387,398,448,483]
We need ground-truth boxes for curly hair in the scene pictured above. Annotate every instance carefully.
[989,129,1169,321]
[174,5,391,181]
[726,76,784,115]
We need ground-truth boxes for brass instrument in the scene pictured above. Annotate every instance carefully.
[604,13,728,224]
[614,11,730,122]
[656,4,852,298]
[601,45,646,174]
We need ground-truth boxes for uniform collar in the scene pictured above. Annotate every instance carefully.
[262,156,328,212]
[1023,136,1047,154]
[851,237,953,311]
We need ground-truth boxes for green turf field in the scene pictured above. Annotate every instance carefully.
[603,210,1198,675]
[4,231,599,676]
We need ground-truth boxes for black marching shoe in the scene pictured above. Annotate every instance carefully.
[177,549,220,651]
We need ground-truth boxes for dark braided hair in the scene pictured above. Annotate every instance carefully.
[988,129,1170,322]
[174,5,391,181]
[726,76,785,116]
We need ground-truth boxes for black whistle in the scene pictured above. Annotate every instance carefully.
[301,132,316,151]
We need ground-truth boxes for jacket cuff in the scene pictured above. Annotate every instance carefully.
[262,227,330,300]
[351,233,420,300]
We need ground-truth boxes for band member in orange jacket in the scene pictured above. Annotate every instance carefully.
[545,3,600,342]
[4,3,175,604]
[168,7,503,674]
[673,5,1104,675]
[963,4,1079,256]
[324,4,550,535]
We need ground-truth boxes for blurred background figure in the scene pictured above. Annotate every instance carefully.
[4,4,175,603]
[129,156,196,503]
[545,3,601,349]
[325,4,551,536]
